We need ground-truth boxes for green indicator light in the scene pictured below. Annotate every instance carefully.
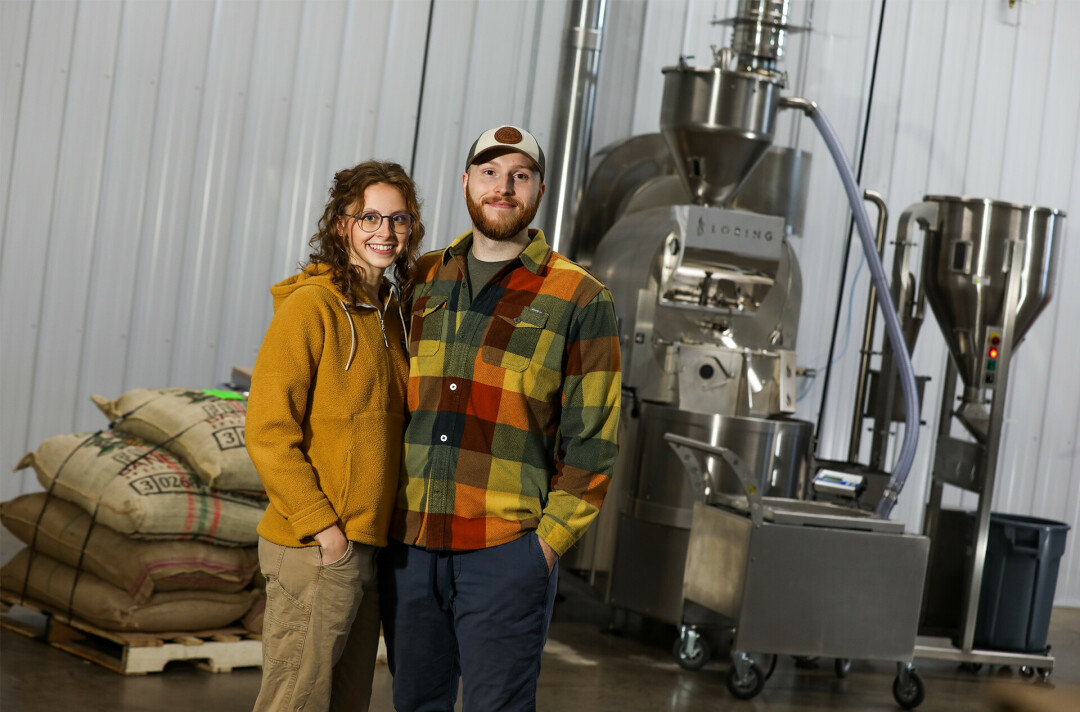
[987,360,996,371]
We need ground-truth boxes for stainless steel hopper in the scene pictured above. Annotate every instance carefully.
[904,196,1064,437]
[660,63,784,206]
[658,0,799,208]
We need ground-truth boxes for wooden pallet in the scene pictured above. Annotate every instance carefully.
[0,588,262,675]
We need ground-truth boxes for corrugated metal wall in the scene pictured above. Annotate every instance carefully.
[2,0,1078,604]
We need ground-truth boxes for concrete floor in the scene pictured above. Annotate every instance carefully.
[2,590,1079,711]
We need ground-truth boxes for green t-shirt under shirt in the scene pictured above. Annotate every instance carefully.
[466,250,513,302]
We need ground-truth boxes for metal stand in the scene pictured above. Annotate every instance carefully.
[914,242,1055,676]
[870,200,931,470]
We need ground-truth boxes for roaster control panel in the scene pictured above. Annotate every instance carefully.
[983,328,1002,388]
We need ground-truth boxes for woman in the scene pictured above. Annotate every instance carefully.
[246,161,423,712]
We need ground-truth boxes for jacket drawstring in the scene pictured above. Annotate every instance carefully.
[338,299,357,371]
[342,282,404,368]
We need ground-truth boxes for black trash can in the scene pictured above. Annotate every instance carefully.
[967,512,1070,653]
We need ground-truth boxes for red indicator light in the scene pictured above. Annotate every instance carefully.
[989,347,999,359]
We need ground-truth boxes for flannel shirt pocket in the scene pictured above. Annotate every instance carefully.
[481,305,548,372]
[411,296,447,357]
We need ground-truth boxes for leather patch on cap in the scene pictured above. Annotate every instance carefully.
[494,127,523,144]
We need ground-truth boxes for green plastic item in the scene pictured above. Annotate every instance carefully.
[201,388,246,401]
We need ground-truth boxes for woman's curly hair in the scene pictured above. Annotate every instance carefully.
[308,161,424,308]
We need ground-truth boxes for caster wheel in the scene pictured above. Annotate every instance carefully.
[793,655,820,669]
[727,661,766,700]
[1037,667,1051,681]
[834,658,852,678]
[893,670,925,710]
[960,662,983,674]
[672,634,711,671]
[1019,666,1035,677]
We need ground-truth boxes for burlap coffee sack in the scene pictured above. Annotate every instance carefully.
[1,548,255,632]
[1,493,258,602]
[91,388,262,492]
[16,431,263,546]
[252,568,266,589]
[241,590,265,634]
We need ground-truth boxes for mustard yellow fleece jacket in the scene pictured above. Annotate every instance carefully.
[246,264,408,548]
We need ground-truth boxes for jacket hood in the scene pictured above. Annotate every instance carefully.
[269,263,406,372]
[270,263,346,312]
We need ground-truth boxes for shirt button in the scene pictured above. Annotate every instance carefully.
[440,434,448,442]
[449,383,457,391]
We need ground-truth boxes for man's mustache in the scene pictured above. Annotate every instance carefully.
[483,197,523,209]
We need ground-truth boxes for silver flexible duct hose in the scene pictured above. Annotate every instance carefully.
[782,97,919,519]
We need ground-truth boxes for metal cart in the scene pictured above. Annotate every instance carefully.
[668,433,931,708]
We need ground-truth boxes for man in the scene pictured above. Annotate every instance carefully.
[380,125,622,711]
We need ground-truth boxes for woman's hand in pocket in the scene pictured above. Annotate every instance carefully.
[314,525,348,565]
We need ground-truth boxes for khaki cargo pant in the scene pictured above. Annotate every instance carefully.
[253,537,380,712]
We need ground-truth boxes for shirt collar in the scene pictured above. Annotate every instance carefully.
[443,228,551,275]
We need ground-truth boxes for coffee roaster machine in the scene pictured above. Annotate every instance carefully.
[560,0,1065,706]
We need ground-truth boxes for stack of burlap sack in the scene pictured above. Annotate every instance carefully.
[2,388,268,634]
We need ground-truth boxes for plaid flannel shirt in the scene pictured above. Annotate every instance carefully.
[391,229,621,556]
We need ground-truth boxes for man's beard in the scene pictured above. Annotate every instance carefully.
[466,187,540,242]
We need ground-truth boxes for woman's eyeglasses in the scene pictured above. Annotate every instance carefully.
[345,211,413,234]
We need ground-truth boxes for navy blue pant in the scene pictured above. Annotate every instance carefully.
[379,534,559,712]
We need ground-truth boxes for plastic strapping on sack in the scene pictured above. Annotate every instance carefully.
[20,431,103,608]
[107,393,163,429]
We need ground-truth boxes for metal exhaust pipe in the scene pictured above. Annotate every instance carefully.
[541,0,607,258]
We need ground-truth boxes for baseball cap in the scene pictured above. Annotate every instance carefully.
[464,125,546,178]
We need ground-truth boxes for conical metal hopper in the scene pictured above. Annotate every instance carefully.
[660,64,783,206]
[920,195,1065,406]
